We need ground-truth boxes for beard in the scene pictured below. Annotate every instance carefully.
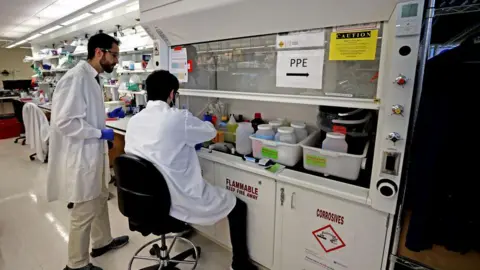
[100,56,116,73]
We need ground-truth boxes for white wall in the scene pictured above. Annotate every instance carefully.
[0,48,32,88]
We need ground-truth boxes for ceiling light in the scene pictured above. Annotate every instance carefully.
[61,13,93,26]
[26,34,42,41]
[6,39,28,49]
[92,0,128,13]
[41,25,63,34]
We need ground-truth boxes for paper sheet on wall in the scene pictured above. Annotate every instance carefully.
[328,30,378,61]
[276,49,324,89]
[170,48,188,83]
[276,30,325,49]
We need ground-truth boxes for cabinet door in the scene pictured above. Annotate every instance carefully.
[193,158,216,237]
[279,183,388,270]
[214,163,277,269]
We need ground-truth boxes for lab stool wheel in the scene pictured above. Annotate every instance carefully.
[129,235,200,270]
[22,139,26,145]
[29,153,36,161]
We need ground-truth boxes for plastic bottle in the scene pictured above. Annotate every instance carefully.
[235,122,254,155]
[251,113,265,132]
[291,121,308,142]
[227,114,238,133]
[275,126,297,144]
[268,120,282,133]
[322,132,348,153]
[255,124,275,140]
[39,90,45,104]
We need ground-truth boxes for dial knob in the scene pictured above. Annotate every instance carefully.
[392,104,404,115]
[387,132,402,143]
[394,74,407,86]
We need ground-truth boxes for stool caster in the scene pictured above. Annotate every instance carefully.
[22,140,26,145]
[29,155,35,161]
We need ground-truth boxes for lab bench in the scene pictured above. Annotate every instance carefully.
[102,119,390,270]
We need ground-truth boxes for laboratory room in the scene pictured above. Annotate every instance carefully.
[0,0,479,270]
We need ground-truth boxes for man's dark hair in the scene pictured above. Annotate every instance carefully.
[87,33,120,60]
[146,70,180,102]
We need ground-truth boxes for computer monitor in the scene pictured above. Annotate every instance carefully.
[2,80,32,90]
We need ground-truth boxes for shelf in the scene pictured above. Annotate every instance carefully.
[116,69,154,74]
[178,89,380,110]
[41,69,69,73]
[118,89,147,95]
[104,84,120,88]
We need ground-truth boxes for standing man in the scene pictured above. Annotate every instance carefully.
[47,33,129,270]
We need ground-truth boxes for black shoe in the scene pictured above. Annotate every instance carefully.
[231,261,258,270]
[90,235,129,257]
[67,202,74,209]
[63,263,103,270]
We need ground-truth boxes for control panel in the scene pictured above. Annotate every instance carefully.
[395,1,423,36]
[370,0,424,214]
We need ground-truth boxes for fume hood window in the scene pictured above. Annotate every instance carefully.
[176,24,383,99]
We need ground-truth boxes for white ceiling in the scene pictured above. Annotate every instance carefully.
[0,0,99,39]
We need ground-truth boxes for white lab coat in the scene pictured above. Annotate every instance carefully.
[125,101,236,226]
[23,102,49,162]
[47,61,110,203]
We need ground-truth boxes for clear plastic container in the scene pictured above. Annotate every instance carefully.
[268,120,282,133]
[322,132,348,153]
[276,127,297,144]
[236,122,255,155]
[255,124,275,140]
[290,121,308,142]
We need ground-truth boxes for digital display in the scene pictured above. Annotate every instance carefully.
[401,3,419,18]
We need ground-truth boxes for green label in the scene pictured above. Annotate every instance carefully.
[306,154,327,167]
[262,147,278,160]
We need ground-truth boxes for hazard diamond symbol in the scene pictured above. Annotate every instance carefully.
[312,224,346,253]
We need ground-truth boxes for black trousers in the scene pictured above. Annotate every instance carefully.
[227,198,250,263]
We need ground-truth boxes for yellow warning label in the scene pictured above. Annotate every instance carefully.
[278,41,285,48]
[329,30,378,61]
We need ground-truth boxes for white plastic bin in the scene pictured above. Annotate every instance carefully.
[250,135,307,166]
[301,131,368,180]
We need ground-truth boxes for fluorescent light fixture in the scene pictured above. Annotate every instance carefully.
[61,13,93,26]
[26,33,43,41]
[41,25,63,34]
[6,39,28,49]
[92,0,128,13]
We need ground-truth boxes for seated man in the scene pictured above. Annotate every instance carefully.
[125,70,257,270]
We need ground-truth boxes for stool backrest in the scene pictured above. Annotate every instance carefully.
[114,154,171,223]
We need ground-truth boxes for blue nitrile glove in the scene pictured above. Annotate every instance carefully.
[107,107,125,118]
[100,129,114,141]
[195,143,203,151]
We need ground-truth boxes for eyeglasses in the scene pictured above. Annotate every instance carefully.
[100,48,119,59]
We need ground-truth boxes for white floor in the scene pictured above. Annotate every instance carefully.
[0,138,233,270]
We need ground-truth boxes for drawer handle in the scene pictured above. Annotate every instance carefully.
[291,192,296,209]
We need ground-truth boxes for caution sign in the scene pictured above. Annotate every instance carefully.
[312,225,346,253]
[329,30,378,60]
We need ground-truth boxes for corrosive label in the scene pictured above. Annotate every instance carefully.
[329,30,378,60]
[317,209,345,225]
[312,225,346,253]
[226,178,259,200]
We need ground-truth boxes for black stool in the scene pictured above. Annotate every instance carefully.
[114,154,200,270]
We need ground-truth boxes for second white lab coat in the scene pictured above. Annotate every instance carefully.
[125,101,236,226]
[46,61,110,203]
[23,102,49,162]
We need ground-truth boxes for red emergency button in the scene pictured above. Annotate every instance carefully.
[394,74,407,86]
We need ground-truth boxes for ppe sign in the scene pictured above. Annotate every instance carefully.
[276,49,324,89]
